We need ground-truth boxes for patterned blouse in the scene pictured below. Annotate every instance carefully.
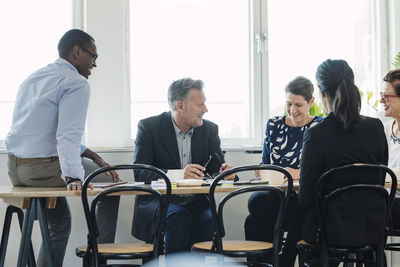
[262,116,323,168]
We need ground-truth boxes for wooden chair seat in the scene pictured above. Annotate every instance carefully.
[191,165,293,266]
[76,164,172,265]
[76,242,154,256]
[193,240,273,252]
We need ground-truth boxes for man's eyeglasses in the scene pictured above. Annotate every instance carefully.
[380,92,399,102]
[81,47,98,61]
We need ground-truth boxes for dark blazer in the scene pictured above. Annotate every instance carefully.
[298,113,388,242]
[132,111,225,242]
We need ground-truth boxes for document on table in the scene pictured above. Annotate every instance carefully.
[92,181,145,188]
[151,179,206,188]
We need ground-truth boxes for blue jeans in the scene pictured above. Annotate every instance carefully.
[165,196,213,254]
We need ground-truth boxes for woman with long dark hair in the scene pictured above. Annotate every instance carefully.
[281,59,388,267]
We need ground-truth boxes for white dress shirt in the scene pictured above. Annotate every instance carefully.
[6,58,89,181]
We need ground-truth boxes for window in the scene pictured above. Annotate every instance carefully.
[130,0,259,146]
[0,0,73,146]
[267,0,386,117]
[129,0,387,149]
[0,0,390,149]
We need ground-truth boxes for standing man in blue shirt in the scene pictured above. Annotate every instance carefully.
[6,29,119,267]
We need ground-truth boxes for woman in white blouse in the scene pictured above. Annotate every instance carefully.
[380,69,400,229]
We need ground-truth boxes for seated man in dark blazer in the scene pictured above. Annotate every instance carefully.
[132,77,235,254]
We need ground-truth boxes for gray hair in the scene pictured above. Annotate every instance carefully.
[168,78,204,110]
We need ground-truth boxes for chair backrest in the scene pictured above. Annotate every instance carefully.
[81,164,172,266]
[209,164,293,267]
[315,163,397,249]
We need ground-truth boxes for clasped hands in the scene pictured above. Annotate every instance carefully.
[183,163,236,180]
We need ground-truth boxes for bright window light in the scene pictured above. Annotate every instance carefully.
[130,0,252,140]
[268,0,378,116]
[0,1,73,141]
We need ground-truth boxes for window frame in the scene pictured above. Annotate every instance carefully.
[0,0,394,151]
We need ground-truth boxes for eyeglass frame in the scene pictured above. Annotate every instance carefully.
[81,47,98,61]
[380,92,399,102]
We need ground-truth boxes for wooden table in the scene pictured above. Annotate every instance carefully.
[0,183,291,267]
[1,181,393,266]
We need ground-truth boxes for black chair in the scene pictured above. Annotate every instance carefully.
[75,164,171,267]
[191,164,293,267]
[297,163,397,267]
[385,229,400,251]
[385,199,400,265]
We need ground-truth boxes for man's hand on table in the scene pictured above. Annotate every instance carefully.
[82,148,120,182]
[220,163,236,180]
[66,177,94,191]
[184,164,206,179]
[183,162,236,180]
[94,159,120,182]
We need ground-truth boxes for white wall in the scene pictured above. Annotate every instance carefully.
[0,150,261,266]
[84,0,132,148]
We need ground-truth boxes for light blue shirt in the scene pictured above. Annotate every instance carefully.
[6,58,90,181]
[171,118,193,168]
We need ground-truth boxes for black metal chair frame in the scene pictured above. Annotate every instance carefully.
[299,163,397,267]
[78,164,171,267]
[192,164,293,267]
[385,229,400,251]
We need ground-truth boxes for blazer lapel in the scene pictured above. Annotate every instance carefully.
[191,126,205,164]
[160,112,181,168]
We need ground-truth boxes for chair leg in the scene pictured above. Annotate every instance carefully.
[376,246,385,267]
[298,248,305,267]
[343,253,354,267]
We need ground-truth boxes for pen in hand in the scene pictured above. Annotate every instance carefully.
[203,155,213,180]
[215,152,238,182]
[214,152,223,165]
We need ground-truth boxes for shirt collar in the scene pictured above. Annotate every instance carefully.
[171,117,194,136]
[55,58,80,74]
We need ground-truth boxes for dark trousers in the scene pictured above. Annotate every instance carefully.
[245,191,298,241]
[392,198,400,229]
[244,191,299,266]
[165,197,213,254]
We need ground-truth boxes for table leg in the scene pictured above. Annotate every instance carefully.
[0,206,14,267]
[15,208,37,267]
[37,199,54,267]
[17,198,54,267]
[0,205,36,267]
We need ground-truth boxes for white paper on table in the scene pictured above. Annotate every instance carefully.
[92,182,144,188]
[175,179,205,187]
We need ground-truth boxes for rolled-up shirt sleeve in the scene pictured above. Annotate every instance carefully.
[80,144,88,155]
[56,81,90,181]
